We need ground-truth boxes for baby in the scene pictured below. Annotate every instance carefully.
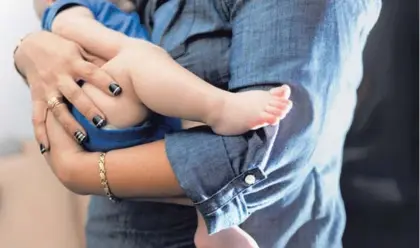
[41,0,293,247]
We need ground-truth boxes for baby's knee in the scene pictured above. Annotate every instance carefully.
[82,83,148,128]
[104,97,149,128]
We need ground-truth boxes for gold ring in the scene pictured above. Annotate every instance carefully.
[47,96,64,111]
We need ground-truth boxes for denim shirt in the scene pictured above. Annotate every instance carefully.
[146,0,382,246]
[43,0,382,247]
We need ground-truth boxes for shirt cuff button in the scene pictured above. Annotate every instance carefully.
[244,174,256,185]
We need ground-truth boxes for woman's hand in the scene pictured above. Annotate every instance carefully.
[14,31,121,152]
[42,108,92,193]
[43,110,82,178]
[40,40,185,197]
[43,103,183,197]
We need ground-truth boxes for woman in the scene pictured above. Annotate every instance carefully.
[14,0,382,247]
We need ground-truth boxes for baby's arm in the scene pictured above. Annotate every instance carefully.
[49,5,129,60]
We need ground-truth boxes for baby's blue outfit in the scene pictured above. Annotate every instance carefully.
[42,0,181,152]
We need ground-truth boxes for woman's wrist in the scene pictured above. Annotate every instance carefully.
[60,151,104,195]
[62,150,191,205]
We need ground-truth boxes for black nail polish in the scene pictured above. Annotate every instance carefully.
[40,144,48,154]
[92,115,107,128]
[109,83,122,96]
[74,131,87,144]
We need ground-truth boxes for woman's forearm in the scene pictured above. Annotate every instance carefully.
[70,140,185,198]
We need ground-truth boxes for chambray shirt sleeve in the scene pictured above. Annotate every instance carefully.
[164,0,378,234]
[41,0,104,31]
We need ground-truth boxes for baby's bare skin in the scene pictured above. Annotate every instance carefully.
[109,0,135,12]
[79,74,148,129]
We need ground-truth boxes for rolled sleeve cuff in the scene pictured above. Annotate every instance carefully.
[165,127,266,234]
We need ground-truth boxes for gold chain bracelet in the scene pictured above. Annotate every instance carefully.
[98,153,120,203]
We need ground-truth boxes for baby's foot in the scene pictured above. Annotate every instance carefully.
[208,85,293,136]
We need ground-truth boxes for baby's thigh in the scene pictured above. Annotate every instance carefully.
[82,82,149,128]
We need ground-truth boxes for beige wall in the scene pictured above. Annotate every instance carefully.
[0,141,88,248]
[0,0,39,144]
[1,1,197,246]
[0,2,88,247]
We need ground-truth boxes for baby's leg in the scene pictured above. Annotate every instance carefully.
[81,61,148,129]
[119,195,259,247]
[194,210,259,248]
[81,85,148,129]
[51,5,131,60]
[125,43,293,135]
[52,6,293,136]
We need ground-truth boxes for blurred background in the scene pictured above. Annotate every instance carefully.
[341,0,419,247]
[0,1,90,248]
[0,0,418,247]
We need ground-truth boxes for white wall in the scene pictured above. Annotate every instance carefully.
[0,1,41,144]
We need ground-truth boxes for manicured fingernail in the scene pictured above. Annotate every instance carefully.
[109,83,122,96]
[92,115,106,128]
[40,144,48,154]
[74,130,87,144]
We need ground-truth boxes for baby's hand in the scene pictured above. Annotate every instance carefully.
[109,0,136,12]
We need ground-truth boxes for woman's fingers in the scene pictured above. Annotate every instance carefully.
[57,75,107,129]
[43,111,84,184]
[29,78,51,153]
[32,99,49,153]
[100,58,131,89]
[73,60,122,97]
[47,97,88,145]
[45,110,84,155]
[14,32,112,149]
[79,48,107,68]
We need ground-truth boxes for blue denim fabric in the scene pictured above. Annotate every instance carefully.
[85,197,197,248]
[41,0,181,152]
[43,0,382,247]
[42,2,197,247]
[42,0,149,39]
[71,106,180,151]
[160,0,382,246]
